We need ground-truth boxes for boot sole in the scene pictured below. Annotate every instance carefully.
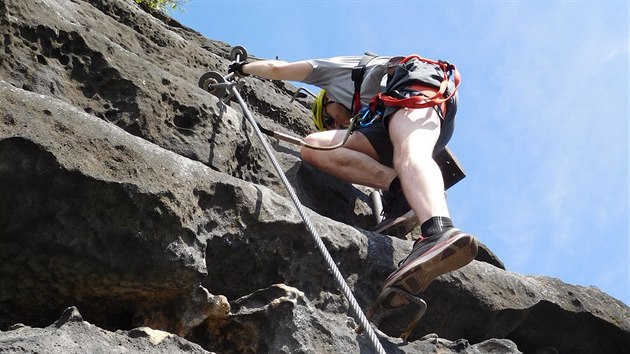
[381,233,478,309]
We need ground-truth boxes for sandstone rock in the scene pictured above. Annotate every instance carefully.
[0,307,212,354]
[0,1,628,353]
[189,283,521,354]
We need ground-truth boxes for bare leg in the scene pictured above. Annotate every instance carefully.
[300,130,396,191]
[376,108,478,316]
[388,107,449,224]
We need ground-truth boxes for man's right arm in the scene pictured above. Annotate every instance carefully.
[241,60,313,82]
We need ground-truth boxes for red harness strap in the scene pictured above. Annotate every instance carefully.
[407,84,449,116]
[369,54,461,113]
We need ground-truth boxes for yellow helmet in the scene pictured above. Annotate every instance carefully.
[312,89,328,131]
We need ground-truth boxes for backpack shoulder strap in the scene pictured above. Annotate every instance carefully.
[350,52,378,115]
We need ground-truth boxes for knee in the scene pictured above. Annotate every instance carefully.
[393,136,434,164]
[300,147,330,171]
[300,136,323,167]
[393,149,435,171]
[300,144,315,165]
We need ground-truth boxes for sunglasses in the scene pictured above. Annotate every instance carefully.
[322,95,336,128]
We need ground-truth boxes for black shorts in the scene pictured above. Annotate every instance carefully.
[356,123,395,167]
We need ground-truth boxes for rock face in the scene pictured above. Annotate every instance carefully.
[0,1,628,353]
[0,306,213,354]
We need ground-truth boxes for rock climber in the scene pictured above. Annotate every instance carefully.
[228,53,478,305]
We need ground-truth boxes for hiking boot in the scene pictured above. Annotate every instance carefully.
[381,228,478,309]
[372,191,419,238]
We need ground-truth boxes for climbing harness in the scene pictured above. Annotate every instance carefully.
[199,46,387,354]
[354,53,461,130]
[348,52,461,138]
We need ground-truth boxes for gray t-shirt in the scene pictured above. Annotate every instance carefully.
[302,56,393,110]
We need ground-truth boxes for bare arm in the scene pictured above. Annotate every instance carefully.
[241,60,313,82]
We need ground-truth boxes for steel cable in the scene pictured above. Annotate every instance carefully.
[231,86,387,354]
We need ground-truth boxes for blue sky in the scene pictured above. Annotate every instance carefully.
[172,1,629,305]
